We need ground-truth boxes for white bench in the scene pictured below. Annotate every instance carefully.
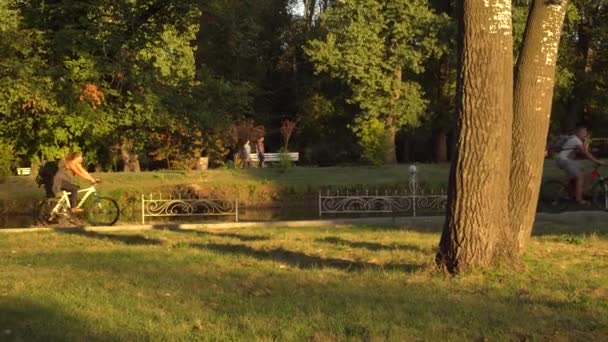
[249,152,299,163]
[16,167,31,176]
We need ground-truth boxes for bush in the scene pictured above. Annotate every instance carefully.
[0,141,17,183]
[355,118,391,167]
[277,147,294,173]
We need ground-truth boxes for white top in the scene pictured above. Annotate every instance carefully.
[557,135,583,160]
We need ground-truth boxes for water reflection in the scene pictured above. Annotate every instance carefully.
[1,206,448,229]
[0,215,35,229]
[0,206,319,229]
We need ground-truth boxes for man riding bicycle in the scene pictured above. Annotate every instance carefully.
[556,125,605,204]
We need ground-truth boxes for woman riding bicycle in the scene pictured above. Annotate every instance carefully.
[52,152,97,213]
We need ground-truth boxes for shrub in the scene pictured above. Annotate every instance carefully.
[354,118,390,167]
[277,147,294,173]
[0,141,17,183]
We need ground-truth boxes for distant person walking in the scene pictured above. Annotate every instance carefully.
[256,136,265,168]
[241,139,252,169]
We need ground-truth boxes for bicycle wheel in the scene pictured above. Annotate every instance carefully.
[539,180,570,213]
[590,182,608,211]
[35,198,66,227]
[85,197,120,226]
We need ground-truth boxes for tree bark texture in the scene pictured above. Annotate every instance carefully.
[385,118,398,164]
[120,141,141,172]
[509,0,569,256]
[385,66,403,164]
[437,0,514,273]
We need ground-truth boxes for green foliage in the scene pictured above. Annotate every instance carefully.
[0,0,222,168]
[277,147,294,173]
[1,0,606,168]
[305,0,447,163]
[354,118,391,167]
[549,0,608,133]
[0,140,17,183]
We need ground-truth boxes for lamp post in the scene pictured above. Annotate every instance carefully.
[409,164,417,216]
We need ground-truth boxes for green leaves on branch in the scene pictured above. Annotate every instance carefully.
[0,0,210,168]
[352,117,391,167]
[305,0,447,164]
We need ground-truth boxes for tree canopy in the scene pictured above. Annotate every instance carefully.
[0,0,607,170]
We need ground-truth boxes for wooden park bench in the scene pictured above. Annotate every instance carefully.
[16,167,31,176]
[249,152,299,164]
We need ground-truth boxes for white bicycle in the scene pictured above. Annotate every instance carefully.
[36,184,120,226]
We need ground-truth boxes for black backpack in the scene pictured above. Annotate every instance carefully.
[36,160,59,197]
[546,135,571,158]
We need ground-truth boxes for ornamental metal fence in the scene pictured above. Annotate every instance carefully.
[141,193,238,224]
[319,169,447,218]
[318,188,447,218]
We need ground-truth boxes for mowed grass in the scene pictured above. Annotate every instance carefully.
[1,223,607,341]
[0,160,571,202]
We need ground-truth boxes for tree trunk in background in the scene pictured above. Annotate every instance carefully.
[437,0,514,273]
[400,133,412,163]
[433,129,448,163]
[304,0,317,30]
[120,140,141,172]
[564,17,594,131]
[431,0,455,164]
[385,119,397,164]
[509,0,569,257]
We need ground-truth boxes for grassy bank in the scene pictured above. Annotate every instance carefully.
[1,165,450,220]
[2,160,572,200]
[0,161,582,222]
[0,164,449,201]
[1,222,607,340]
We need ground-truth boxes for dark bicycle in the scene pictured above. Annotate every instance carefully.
[540,166,608,213]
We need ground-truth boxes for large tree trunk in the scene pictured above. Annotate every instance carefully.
[509,0,569,256]
[437,0,514,273]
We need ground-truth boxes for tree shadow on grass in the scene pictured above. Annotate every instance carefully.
[532,222,608,237]
[59,229,164,246]
[0,297,122,341]
[153,225,271,242]
[315,236,430,253]
[211,232,271,241]
[190,242,424,272]
[14,250,607,340]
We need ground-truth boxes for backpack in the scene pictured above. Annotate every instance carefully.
[36,160,59,198]
[546,135,570,158]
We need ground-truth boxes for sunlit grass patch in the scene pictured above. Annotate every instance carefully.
[1,224,607,340]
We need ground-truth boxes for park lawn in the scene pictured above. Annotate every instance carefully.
[0,161,570,202]
[1,223,607,341]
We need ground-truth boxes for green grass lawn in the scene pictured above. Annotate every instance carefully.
[1,222,607,341]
